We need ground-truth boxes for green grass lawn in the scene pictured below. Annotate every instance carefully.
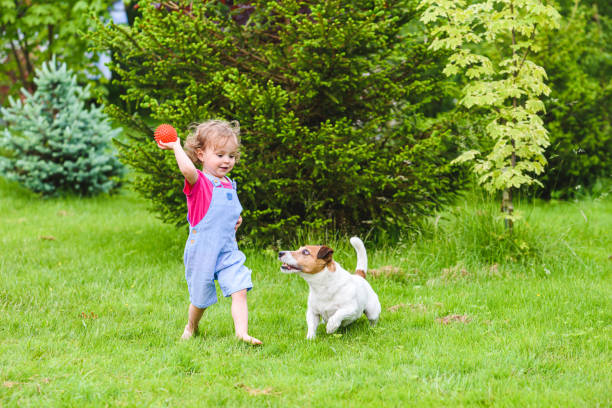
[1,178,610,407]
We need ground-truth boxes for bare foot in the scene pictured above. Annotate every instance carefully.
[236,333,262,345]
[181,325,195,340]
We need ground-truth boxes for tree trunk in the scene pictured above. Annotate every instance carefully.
[502,189,514,232]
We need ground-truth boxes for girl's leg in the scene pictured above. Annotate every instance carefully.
[230,289,262,345]
[181,303,205,340]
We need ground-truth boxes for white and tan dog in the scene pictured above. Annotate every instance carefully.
[279,237,381,339]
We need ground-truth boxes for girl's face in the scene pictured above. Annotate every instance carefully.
[198,138,238,179]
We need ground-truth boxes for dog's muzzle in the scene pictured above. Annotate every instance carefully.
[279,251,302,272]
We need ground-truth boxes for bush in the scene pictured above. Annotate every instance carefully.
[0,58,124,196]
[90,0,466,241]
[534,6,612,198]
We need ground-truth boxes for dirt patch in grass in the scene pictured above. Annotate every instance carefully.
[369,265,419,281]
[3,381,20,388]
[388,303,427,312]
[428,263,505,286]
[440,264,470,280]
[436,314,471,324]
[370,265,403,277]
[427,264,469,286]
[236,383,280,396]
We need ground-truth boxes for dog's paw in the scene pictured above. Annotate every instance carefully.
[306,332,316,340]
[326,320,341,334]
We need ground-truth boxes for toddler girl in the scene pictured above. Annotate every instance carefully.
[157,119,261,345]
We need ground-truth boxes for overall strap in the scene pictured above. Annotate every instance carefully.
[227,177,237,190]
[202,172,222,187]
[221,175,237,190]
[202,172,236,189]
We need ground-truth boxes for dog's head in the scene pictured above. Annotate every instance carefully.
[278,245,335,274]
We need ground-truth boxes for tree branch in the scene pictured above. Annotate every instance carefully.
[20,36,35,80]
[47,24,55,60]
[9,41,29,92]
[516,24,538,76]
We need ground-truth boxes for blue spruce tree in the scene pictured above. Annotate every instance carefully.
[0,58,123,196]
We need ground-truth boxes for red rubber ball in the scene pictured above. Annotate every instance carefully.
[154,124,178,143]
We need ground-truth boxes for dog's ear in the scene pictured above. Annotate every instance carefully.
[317,246,334,262]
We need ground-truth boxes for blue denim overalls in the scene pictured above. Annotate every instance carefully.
[183,173,252,309]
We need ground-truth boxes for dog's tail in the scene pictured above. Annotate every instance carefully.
[350,237,368,278]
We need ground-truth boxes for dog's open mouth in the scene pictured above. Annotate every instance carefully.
[281,263,301,271]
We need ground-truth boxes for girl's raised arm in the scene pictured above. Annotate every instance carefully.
[157,139,198,185]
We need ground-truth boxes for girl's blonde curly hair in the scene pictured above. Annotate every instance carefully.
[184,119,241,166]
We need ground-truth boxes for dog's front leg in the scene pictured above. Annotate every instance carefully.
[306,309,320,339]
[326,308,354,334]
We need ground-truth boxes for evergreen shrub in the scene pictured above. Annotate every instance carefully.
[0,59,124,196]
[91,0,466,241]
[535,6,611,198]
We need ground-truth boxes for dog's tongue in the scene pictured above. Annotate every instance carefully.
[283,264,299,270]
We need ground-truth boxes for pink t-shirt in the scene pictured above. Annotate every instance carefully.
[183,170,233,227]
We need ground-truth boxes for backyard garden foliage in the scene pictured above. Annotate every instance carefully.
[0,59,124,196]
[90,0,466,241]
[0,3,610,403]
[420,0,561,227]
[0,0,116,104]
[418,0,611,202]
[535,4,612,198]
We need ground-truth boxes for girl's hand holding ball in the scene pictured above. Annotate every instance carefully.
[157,138,179,150]
[155,124,178,149]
